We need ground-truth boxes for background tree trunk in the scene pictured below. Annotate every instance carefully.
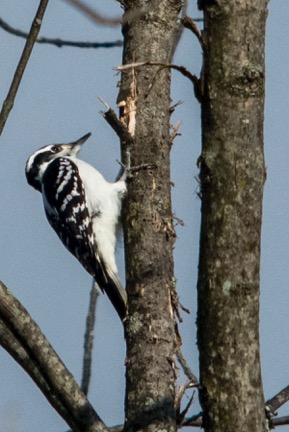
[197,1,268,431]
[117,2,181,432]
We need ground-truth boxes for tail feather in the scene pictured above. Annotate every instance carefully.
[96,267,127,321]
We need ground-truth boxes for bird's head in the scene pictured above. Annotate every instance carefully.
[25,133,91,191]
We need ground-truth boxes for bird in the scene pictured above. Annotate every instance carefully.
[25,132,127,320]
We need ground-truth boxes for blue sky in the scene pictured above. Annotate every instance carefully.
[0,1,289,431]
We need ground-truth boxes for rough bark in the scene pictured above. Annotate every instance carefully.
[117,2,182,432]
[197,1,268,431]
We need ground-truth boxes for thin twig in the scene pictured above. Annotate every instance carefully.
[169,100,183,114]
[170,122,182,143]
[172,213,184,227]
[0,0,50,136]
[63,0,123,26]
[115,61,202,102]
[176,348,199,385]
[64,0,203,33]
[181,16,205,50]
[0,17,122,48]
[63,0,145,27]
[171,0,188,59]
[0,281,109,432]
[81,282,100,395]
[178,391,196,426]
[181,414,203,427]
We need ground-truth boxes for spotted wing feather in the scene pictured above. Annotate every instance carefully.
[42,157,103,279]
[42,157,127,319]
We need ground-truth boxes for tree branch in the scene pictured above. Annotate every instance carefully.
[81,282,100,395]
[0,316,78,428]
[181,414,202,428]
[98,97,134,147]
[0,0,50,136]
[171,0,188,59]
[0,17,122,49]
[63,0,144,27]
[180,414,289,428]
[180,16,205,50]
[115,62,202,102]
[272,416,289,427]
[176,349,198,385]
[266,385,289,415]
[0,280,109,432]
[63,0,123,26]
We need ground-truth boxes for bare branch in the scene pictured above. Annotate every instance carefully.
[176,348,199,385]
[178,391,197,426]
[181,16,205,50]
[0,280,109,432]
[63,0,145,27]
[170,122,182,143]
[63,0,123,26]
[81,282,100,395]
[171,0,188,59]
[172,213,185,227]
[272,416,289,427]
[0,317,78,428]
[0,0,49,136]
[98,97,134,147]
[115,61,202,102]
[0,18,122,48]
[181,414,203,428]
[180,413,289,429]
[266,385,289,415]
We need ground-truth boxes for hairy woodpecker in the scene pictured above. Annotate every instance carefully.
[25,133,127,320]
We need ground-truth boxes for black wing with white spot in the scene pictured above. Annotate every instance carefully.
[41,157,127,319]
[42,157,102,278]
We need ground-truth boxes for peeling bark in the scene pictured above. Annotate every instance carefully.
[197,1,268,431]
[117,2,182,432]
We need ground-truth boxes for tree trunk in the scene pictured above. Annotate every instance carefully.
[197,1,268,431]
[117,2,181,432]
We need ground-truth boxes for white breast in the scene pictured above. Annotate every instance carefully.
[68,157,126,273]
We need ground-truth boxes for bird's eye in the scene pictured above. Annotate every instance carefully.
[51,145,61,153]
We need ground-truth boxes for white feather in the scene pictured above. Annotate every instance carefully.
[68,157,126,274]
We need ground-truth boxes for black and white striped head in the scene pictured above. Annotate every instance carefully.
[25,132,91,191]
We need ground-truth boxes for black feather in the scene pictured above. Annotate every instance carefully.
[42,157,127,320]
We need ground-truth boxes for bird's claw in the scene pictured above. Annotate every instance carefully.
[117,149,157,182]
[117,150,132,181]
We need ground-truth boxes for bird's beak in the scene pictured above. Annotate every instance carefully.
[67,132,91,156]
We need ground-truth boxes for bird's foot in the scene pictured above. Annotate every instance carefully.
[117,150,157,182]
[117,150,132,181]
